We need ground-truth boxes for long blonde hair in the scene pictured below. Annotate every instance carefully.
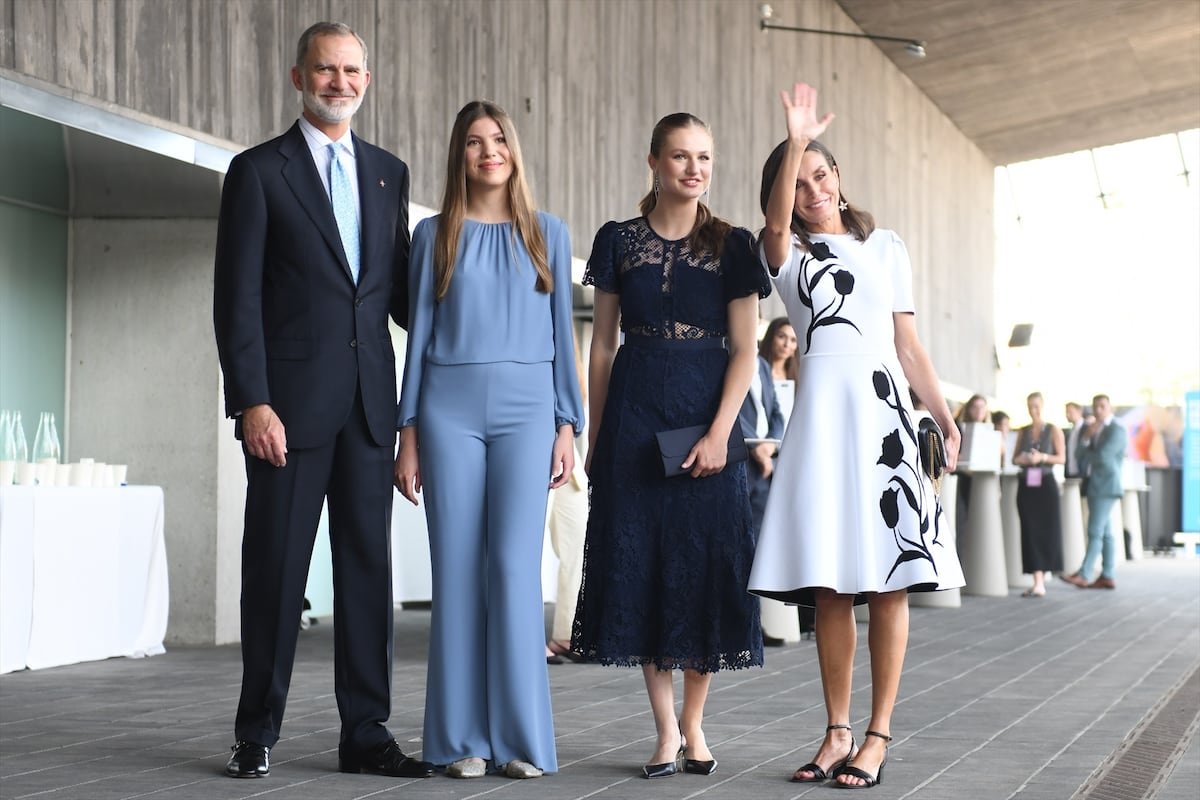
[433,100,551,301]
[638,113,731,258]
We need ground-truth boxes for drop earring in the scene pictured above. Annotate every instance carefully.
[653,173,660,201]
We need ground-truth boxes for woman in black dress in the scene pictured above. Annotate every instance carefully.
[1013,391,1066,596]
[572,113,768,779]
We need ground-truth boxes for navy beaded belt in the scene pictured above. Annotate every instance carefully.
[622,333,727,351]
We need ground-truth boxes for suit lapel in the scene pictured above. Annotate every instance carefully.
[278,123,355,284]
[354,133,383,285]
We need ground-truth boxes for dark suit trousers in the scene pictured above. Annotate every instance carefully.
[234,390,395,749]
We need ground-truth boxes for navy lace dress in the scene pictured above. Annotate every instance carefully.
[571,217,768,673]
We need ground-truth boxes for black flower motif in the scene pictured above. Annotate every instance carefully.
[832,270,855,295]
[873,370,890,400]
[878,430,905,469]
[796,247,860,354]
[873,363,943,585]
[880,487,900,528]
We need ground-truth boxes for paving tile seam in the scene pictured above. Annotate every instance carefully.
[892,604,1189,799]
[899,595,1161,682]
[900,592,1195,711]
[1011,642,1199,799]
[1071,660,1200,800]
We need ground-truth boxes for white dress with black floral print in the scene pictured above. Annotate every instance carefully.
[748,230,965,606]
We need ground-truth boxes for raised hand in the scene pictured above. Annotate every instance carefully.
[781,82,835,143]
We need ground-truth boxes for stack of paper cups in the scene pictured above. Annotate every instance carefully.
[72,458,94,487]
[15,462,36,485]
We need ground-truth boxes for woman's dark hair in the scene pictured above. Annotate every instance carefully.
[759,139,874,249]
[758,316,798,381]
[639,112,731,258]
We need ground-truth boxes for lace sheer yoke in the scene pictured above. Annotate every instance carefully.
[582,217,768,342]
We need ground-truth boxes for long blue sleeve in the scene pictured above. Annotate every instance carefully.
[547,216,585,434]
[397,217,438,428]
[397,212,584,434]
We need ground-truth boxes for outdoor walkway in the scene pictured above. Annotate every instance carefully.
[2,556,1197,800]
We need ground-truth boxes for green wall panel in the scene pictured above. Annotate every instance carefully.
[0,107,68,445]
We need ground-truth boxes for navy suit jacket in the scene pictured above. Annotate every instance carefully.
[213,122,410,449]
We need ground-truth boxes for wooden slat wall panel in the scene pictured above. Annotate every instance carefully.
[12,0,54,80]
[6,0,998,390]
[54,0,93,94]
[91,0,116,102]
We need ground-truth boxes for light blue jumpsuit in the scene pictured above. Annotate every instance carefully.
[398,212,584,772]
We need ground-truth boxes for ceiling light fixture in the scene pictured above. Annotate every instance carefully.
[758,4,926,58]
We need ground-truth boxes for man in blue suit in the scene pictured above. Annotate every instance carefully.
[213,21,431,780]
[1062,394,1127,590]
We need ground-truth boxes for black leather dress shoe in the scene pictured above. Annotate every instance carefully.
[338,738,434,778]
[642,759,679,778]
[225,741,269,778]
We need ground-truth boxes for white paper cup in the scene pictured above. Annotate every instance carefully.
[15,462,37,486]
[71,461,93,487]
[91,461,108,488]
[35,460,55,486]
[0,461,15,486]
[79,457,95,464]
[112,464,128,486]
[54,463,72,486]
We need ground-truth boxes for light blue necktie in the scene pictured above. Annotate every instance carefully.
[328,142,360,284]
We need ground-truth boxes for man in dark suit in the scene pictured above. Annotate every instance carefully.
[1061,394,1127,590]
[213,21,430,780]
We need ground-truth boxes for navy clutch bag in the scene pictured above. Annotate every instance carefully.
[655,424,748,478]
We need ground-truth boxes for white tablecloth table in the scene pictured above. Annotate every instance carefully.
[0,485,168,673]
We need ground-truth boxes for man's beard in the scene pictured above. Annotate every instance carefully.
[302,85,363,124]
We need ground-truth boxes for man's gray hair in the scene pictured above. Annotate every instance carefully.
[295,22,368,70]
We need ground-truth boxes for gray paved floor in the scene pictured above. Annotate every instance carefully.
[2,556,1198,800]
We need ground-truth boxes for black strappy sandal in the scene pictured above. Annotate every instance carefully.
[791,724,855,783]
[834,730,891,789]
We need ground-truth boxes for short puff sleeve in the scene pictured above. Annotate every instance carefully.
[582,220,621,294]
[887,231,916,314]
[722,227,772,302]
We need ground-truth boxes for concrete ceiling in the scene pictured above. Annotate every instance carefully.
[833,0,1200,165]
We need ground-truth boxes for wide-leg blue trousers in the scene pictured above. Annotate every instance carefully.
[418,361,558,772]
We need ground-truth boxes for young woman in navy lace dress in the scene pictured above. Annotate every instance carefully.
[571,113,768,779]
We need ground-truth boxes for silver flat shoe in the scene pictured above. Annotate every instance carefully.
[503,760,543,779]
[446,757,487,778]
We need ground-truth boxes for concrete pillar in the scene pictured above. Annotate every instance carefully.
[1060,478,1085,572]
[960,470,1007,596]
[1000,473,1024,587]
[68,217,238,645]
[760,598,802,642]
